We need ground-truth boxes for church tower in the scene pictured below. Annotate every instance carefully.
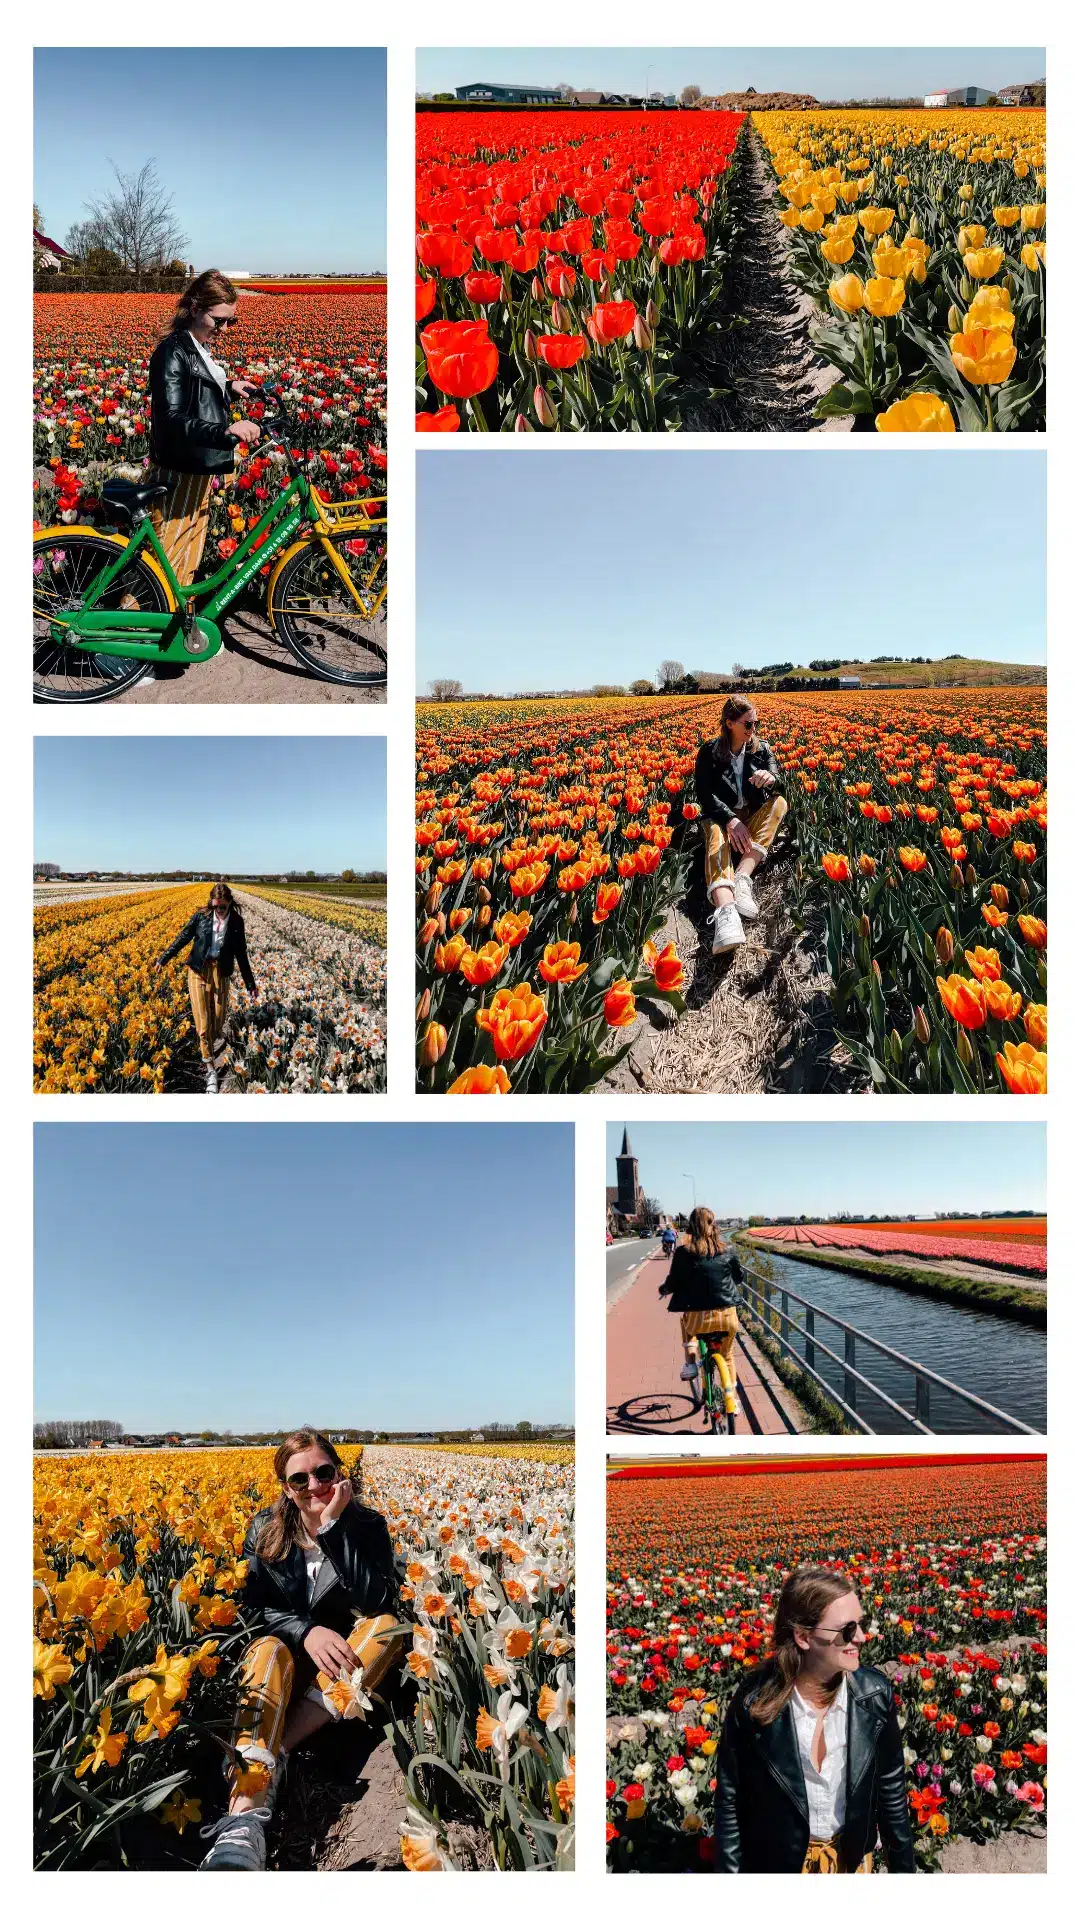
[615,1128,640,1217]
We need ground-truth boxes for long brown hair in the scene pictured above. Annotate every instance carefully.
[160,268,237,340]
[714,695,757,764]
[748,1565,858,1723]
[686,1205,724,1257]
[255,1429,346,1562]
[207,880,237,913]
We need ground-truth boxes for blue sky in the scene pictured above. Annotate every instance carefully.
[34,737,385,872]
[35,49,386,272]
[607,1123,1045,1218]
[35,1124,575,1429]
[417,452,1046,692]
[417,47,1044,97]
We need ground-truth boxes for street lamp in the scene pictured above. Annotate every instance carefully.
[683,1172,697,1215]
[645,64,655,103]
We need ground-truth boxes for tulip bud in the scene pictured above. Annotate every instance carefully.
[424,881,443,913]
[523,328,538,362]
[449,907,471,931]
[990,883,1009,909]
[1003,271,1016,298]
[434,912,446,936]
[956,1029,975,1068]
[889,1029,903,1066]
[645,299,660,327]
[872,960,882,983]
[950,863,964,891]
[476,884,491,904]
[419,1020,447,1067]
[418,916,439,945]
[964,865,977,889]
[1018,877,1031,904]
[633,316,655,351]
[960,274,976,302]
[514,413,534,432]
[909,215,924,239]
[935,926,954,967]
[533,383,558,428]
[500,280,512,306]
[531,275,543,301]
[416,988,431,1023]
[550,301,567,332]
[1038,959,1047,992]
[913,1006,932,1046]
[947,304,964,334]
[858,914,871,940]
[477,904,492,928]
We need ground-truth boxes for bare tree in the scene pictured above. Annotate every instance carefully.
[429,677,463,701]
[680,85,703,107]
[83,160,189,275]
[657,658,685,691]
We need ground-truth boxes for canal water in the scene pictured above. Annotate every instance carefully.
[740,1249,1046,1434]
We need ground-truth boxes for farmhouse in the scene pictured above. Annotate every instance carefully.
[34,228,70,271]
[923,85,997,107]
[455,81,562,104]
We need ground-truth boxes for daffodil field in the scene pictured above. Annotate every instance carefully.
[34,1444,574,1870]
[415,105,1044,431]
[607,1455,1047,1872]
[416,689,1046,1095]
[34,884,386,1093]
[33,288,386,557]
[758,107,1045,430]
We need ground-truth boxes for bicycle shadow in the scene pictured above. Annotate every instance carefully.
[607,1392,706,1436]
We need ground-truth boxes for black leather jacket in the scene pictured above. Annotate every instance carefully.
[158,907,256,992]
[659,1245,745,1313]
[695,738,784,827]
[240,1499,399,1656]
[148,329,239,474]
[714,1660,916,1874]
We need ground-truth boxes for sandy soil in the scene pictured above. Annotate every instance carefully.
[116,604,386,704]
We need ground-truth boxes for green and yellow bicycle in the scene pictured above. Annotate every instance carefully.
[33,386,387,702]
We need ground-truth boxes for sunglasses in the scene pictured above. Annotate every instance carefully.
[206,314,238,330]
[815,1619,863,1645]
[286,1464,338,1490]
[738,717,757,731]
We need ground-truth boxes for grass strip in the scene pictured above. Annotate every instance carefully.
[734,1237,1046,1328]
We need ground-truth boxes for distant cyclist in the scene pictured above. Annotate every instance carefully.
[658,1206,745,1412]
[661,1224,678,1257]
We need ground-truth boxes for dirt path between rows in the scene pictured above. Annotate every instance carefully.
[702,126,852,434]
[116,605,386,704]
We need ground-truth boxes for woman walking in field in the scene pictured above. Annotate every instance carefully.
[146,270,262,586]
[694,697,788,956]
[658,1206,745,1434]
[713,1564,916,1874]
[201,1429,402,1872]
[156,881,258,1093]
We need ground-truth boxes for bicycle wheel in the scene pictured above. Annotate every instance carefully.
[270,530,387,687]
[705,1360,725,1435]
[34,532,166,703]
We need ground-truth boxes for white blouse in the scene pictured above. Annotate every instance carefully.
[790,1678,848,1839]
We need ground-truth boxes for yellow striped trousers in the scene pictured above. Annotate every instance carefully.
[231,1614,402,1795]
[147,468,215,586]
[187,961,230,1065]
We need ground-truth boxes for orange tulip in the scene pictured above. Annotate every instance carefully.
[492,911,532,949]
[981,904,1009,929]
[447,1064,512,1095]
[642,940,685,993]
[937,974,987,1030]
[984,979,1022,1021]
[1017,915,1047,950]
[419,1021,447,1067]
[593,882,623,923]
[898,846,928,873]
[539,940,588,984]
[508,860,550,899]
[459,941,510,987]
[1024,1003,1047,1048]
[476,983,548,1060]
[857,853,877,876]
[995,1042,1047,1095]
[1013,841,1037,864]
[821,853,850,882]
[434,936,466,974]
[604,978,637,1028]
[964,946,1003,984]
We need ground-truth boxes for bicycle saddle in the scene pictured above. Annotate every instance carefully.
[100,478,170,521]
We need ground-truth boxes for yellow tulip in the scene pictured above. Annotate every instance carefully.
[821,234,855,265]
[863,275,906,317]
[1020,241,1046,271]
[992,206,1021,228]
[873,241,911,278]
[828,273,865,315]
[963,247,1005,280]
[800,207,824,231]
[858,206,895,236]
[950,327,1017,387]
[957,224,986,253]
[780,207,800,228]
[1020,203,1046,229]
[876,394,955,433]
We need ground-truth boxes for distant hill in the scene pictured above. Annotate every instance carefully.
[789,658,1046,689]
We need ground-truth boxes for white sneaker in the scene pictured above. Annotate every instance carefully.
[709,904,746,955]
[733,874,759,921]
[199,1807,271,1870]
[680,1359,699,1382]
[205,1066,219,1094]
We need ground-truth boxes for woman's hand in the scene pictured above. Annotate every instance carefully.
[726,816,754,857]
[748,768,776,791]
[231,378,259,398]
[229,420,261,445]
[303,1623,358,1681]
[155,960,164,972]
[321,1474,354,1526]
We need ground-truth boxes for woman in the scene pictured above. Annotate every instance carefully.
[201,1429,401,1872]
[694,697,788,956]
[146,270,262,586]
[714,1564,916,1874]
[658,1206,745,1434]
[156,881,258,1094]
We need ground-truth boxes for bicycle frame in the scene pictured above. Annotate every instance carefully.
[46,468,386,666]
[697,1335,736,1430]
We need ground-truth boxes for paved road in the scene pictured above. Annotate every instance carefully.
[606,1236,664,1308]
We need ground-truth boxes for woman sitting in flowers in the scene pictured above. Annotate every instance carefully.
[694,698,787,956]
[714,1564,915,1874]
[658,1206,745,1434]
[200,1429,401,1872]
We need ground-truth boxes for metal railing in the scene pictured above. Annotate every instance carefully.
[739,1266,1037,1436]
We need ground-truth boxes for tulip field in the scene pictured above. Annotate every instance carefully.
[34,1444,574,1870]
[745,1221,1047,1276]
[415,105,1044,431]
[33,287,386,555]
[606,1455,1047,1872]
[415,689,1046,1095]
[758,107,1045,431]
[34,883,386,1093]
